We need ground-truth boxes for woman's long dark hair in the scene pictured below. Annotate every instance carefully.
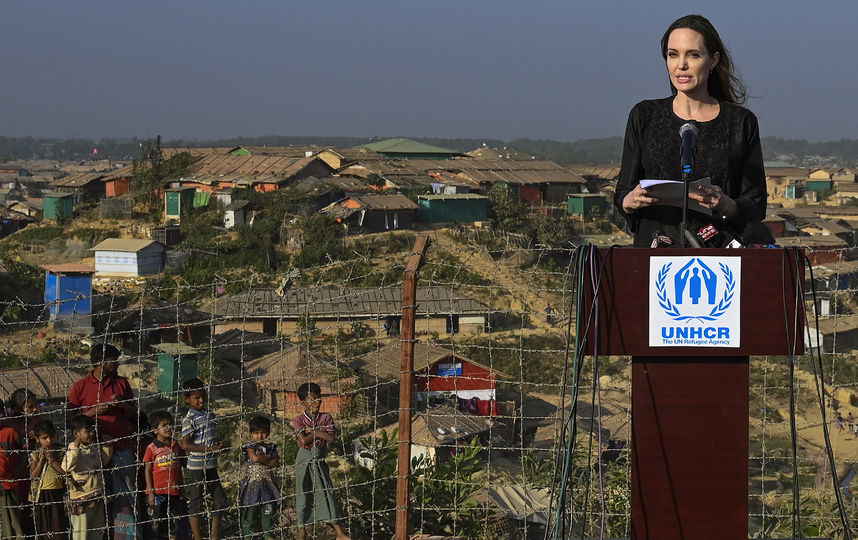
[661,14,747,105]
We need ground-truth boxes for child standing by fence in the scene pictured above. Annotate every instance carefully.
[62,414,112,540]
[180,378,225,540]
[143,410,186,540]
[29,420,67,540]
[239,416,281,540]
[293,382,350,540]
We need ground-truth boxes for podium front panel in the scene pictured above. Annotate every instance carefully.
[581,248,805,357]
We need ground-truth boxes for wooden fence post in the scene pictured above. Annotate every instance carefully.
[395,234,431,540]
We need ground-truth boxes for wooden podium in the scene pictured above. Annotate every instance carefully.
[581,248,804,540]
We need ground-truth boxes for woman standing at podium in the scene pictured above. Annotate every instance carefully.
[613,14,767,247]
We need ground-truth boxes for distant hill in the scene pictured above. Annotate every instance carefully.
[2,134,858,167]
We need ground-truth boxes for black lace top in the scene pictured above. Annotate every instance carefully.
[613,97,767,247]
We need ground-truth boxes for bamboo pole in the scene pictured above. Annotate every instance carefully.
[395,234,431,540]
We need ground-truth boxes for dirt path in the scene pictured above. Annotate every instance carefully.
[429,228,571,333]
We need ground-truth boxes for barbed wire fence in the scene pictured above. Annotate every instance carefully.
[1,230,858,539]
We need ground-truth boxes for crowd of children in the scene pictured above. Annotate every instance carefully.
[0,374,350,540]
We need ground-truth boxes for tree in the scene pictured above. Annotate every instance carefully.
[532,213,576,249]
[131,136,195,213]
[487,183,525,232]
[348,430,489,538]
[293,214,346,268]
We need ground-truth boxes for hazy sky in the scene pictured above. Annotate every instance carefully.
[1,1,854,142]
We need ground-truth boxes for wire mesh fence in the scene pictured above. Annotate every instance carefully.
[0,228,857,539]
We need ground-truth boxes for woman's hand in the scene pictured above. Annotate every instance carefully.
[622,184,659,212]
[690,185,738,219]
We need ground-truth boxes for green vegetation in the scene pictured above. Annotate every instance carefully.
[487,183,579,270]
[131,137,196,214]
[349,429,489,538]
[487,184,526,233]
[0,257,42,304]
[8,225,65,244]
[293,214,346,268]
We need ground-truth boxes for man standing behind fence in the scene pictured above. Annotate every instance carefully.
[67,343,139,539]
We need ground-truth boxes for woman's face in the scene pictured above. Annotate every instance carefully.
[666,28,720,98]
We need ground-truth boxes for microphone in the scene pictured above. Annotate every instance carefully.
[650,230,675,248]
[680,123,698,176]
[694,223,742,248]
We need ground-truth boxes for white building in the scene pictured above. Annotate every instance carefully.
[92,238,166,277]
[224,199,252,229]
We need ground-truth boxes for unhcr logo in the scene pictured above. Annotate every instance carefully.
[649,256,741,348]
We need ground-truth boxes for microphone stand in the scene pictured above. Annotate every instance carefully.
[680,168,691,248]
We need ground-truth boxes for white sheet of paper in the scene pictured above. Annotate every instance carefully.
[639,177,713,215]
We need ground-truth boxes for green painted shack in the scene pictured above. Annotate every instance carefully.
[806,179,832,192]
[567,193,608,217]
[361,138,465,160]
[154,342,198,394]
[417,194,488,223]
[43,193,75,221]
[164,186,196,221]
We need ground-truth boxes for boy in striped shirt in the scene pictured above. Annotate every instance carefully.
[179,379,225,540]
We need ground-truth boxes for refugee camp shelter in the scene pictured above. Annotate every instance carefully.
[43,192,74,220]
[416,194,488,223]
[567,193,608,216]
[164,186,196,221]
[92,238,166,276]
[224,199,251,228]
[42,263,95,332]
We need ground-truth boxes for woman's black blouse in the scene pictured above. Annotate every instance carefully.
[613,97,767,247]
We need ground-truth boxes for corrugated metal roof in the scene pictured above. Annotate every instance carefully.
[41,263,95,274]
[52,173,105,188]
[224,199,250,211]
[363,406,494,448]
[453,168,585,185]
[355,193,418,210]
[777,236,848,248]
[362,138,457,155]
[0,365,86,401]
[211,329,285,364]
[92,238,159,252]
[111,300,210,331]
[409,406,494,447]
[183,154,330,184]
[352,342,507,381]
[162,147,233,157]
[9,199,44,211]
[18,175,55,185]
[418,194,488,201]
[766,167,810,178]
[467,147,536,160]
[341,158,585,186]
[102,165,135,181]
[244,345,353,393]
[214,286,488,319]
[152,343,198,356]
[568,165,621,180]
[229,146,316,157]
